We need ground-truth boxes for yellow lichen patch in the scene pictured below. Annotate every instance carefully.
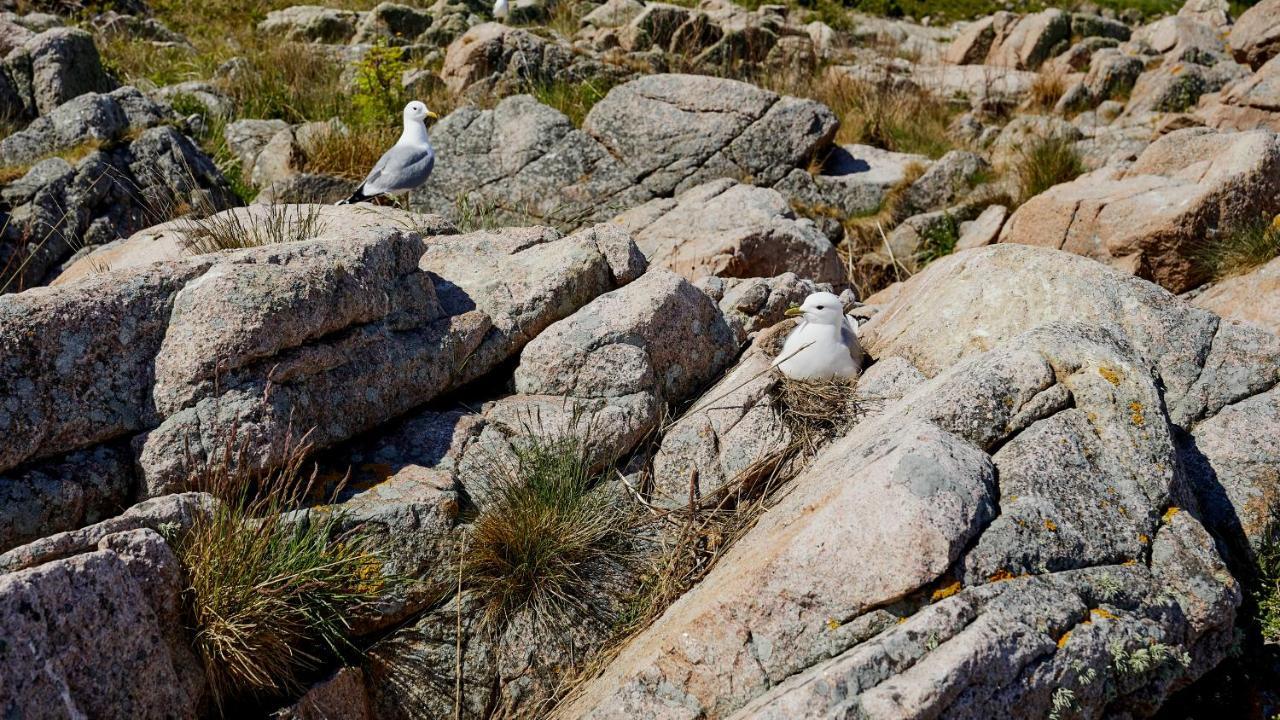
[1129,401,1145,426]
[988,569,1017,583]
[1098,365,1122,385]
[1056,630,1072,649]
[1162,506,1181,523]
[1123,559,1138,566]
[1138,533,1150,544]
[1007,494,1019,503]
[1043,518,1058,532]
[931,579,963,602]
[826,617,842,630]
[1090,607,1117,621]
[352,554,386,596]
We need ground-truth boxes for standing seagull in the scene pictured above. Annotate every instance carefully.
[337,100,439,206]
[494,0,510,21]
[772,291,863,380]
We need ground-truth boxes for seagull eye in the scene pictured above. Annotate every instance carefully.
[815,305,824,310]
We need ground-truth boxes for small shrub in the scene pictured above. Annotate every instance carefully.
[917,212,960,266]
[352,40,410,127]
[178,429,388,711]
[1109,639,1191,678]
[183,203,329,254]
[465,411,636,633]
[1191,215,1280,281]
[1014,135,1085,204]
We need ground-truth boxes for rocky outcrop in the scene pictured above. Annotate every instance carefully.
[999,127,1280,293]
[560,243,1275,719]
[441,22,632,97]
[0,90,235,292]
[1197,55,1280,132]
[0,209,648,539]
[944,10,1074,70]
[1,26,115,123]
[413,74,838,232]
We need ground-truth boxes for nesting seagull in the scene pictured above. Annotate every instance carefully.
[337,100,439,206]
[494,0,510,21]
[772,291,863,380]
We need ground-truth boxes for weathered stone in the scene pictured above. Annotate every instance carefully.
[258,5,361,43]
[413,75,837,229]
[1229,0,1280,69]
[999,127,1280,293]
[277,667,373,720]
[956,204,1007,250]
[0,442,132,554]
[1197,55,1280,133]
[0,529,203,719]
[223,118,290,171]
[613,179,845,286]
[1192,254,1280,335]
[352,2,432,45]
[12,27,114,117]
[514,268,737,404]
[901,149,988,213]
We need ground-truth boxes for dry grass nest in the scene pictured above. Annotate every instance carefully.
[774,374,867,454]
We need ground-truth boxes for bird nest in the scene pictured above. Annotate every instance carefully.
[774,375,865,454]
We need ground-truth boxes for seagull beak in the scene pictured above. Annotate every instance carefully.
[784,306,803,317]
[426,110,439,121]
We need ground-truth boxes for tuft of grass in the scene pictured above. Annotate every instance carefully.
[1192,215,1280,282]
[465,412,636,634]
[178,427,388,712]
[1027,68,1067,113]
[764,72,957,159]
[1013,135,1085,205]
[302,123,401,180]
[529,77,619,128]
[223,42,348,125]
[183,203,329,254]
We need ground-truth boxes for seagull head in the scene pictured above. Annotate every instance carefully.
[403,101,439,124]
[784,291,845,326]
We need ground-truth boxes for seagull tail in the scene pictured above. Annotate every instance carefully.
[336,187,376,206]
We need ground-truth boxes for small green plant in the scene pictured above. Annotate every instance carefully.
[1192,215,1280,282]
[1109,639,1191,678]
[1047,687,1077,720]
[529,77,617,127]
[918,213,959,266]
[1094,573,1123,602]
[352,40,409,127]
[465,409,636,633]
[1014,135,1085,205]
[183,203,329,254]
[178,428,388,711]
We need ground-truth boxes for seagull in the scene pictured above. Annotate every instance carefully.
[494,0,510,21]
[772,291,863,380]
[337,100,439,206]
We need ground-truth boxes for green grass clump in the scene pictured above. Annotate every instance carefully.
[465,416,635,633]
[529,77,620,127]
[1014,135,1085,204]
[178,429,388,711]
[1192,216,1280,282]
[918,212,960,265]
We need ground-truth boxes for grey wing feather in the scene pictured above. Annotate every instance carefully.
[362,144,435,196]
[842,316,860,346]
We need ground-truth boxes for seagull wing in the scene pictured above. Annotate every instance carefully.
[359,142,436,197]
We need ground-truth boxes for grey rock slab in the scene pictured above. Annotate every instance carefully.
[513,267,737,403]
[0,529,201,719]
[561,419,998,718]
[612,179,846,287]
